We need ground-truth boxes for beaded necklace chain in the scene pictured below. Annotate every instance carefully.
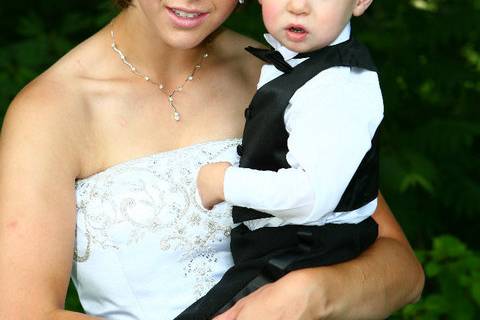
[111,30,208,121]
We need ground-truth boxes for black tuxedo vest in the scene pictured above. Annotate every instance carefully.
[233,38,380,223]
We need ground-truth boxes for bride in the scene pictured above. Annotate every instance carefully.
[0,0,423,319]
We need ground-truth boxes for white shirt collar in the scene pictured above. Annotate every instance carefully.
[263,34,299,61]
[331,23,351,46]
[263,22,351,61]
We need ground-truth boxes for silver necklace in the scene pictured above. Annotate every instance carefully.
[110,30,208,121]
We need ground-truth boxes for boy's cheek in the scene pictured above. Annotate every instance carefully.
[261,3,282,29]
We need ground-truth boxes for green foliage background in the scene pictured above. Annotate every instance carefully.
[1,0,479,318]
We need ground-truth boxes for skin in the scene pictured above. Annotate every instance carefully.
[0,0,423,319]
[259,0,373,53]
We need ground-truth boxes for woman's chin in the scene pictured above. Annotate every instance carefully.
[162,32,211,50]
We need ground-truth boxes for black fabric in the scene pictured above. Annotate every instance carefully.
[233,38,378,223]
[174,38,381,320]
[336,124,380,212]
[174,218,378,320]
[245,46,294,73]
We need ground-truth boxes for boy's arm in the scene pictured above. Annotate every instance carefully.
[197,162,232,209]
[199,69,383,224]
[197,162,315,214]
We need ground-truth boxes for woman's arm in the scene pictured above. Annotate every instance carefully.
[306,193,424,319]
[215,193,424,320]
[0,86,100,320]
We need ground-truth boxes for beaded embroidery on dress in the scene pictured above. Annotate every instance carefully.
[72,139,240,320]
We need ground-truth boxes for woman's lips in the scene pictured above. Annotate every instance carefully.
[285,24,308,42]
[166,7,209,29]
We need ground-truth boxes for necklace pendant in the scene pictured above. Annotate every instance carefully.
[110,30,209,125]
[174,112,181,121]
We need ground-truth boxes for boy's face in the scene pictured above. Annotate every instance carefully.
[259,0,372,53]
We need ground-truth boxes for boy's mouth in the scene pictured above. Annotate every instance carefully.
[288,26,306,34]
[286,24,308,42]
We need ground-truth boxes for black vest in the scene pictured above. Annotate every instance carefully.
[233,38,380,223]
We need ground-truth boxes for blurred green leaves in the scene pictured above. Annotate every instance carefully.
[354,0,480,247]
[0,2,116,113]
[395,236,480,319]
[1,0,479,317]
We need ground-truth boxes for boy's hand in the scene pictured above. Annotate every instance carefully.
[197,162,232,210]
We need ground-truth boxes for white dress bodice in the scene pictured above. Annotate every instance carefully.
[72,139,241,320]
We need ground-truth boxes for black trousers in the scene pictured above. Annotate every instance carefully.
[174,217,378,320]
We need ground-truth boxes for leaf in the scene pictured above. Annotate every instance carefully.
[410,0,438,12]
[432,235,467,260]
[425,261,441,277]
[423,294,449,314]
[400,173,435,194]
[472,281,480,306]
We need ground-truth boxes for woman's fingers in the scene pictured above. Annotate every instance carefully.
[213,277,313,320]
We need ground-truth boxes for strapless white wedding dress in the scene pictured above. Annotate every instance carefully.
[72,139,241,320]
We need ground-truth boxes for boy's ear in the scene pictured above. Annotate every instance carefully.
[352,0,373,17]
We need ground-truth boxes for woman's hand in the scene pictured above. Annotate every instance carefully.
[197,162,232,209]
[213,269,324,320]
[213,194,424,320]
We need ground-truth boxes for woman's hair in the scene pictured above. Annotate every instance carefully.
[114,0,131,8]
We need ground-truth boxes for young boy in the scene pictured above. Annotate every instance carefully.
[177,0,381,318]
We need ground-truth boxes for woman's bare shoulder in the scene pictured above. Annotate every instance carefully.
[213,28,265,83]
[215,28,265,51]
[7,28,106,117]
[1,31,107,177]
[6,75,76,133]
[6,58,89,137]
[5,26,112,132]
[3,72,84,171]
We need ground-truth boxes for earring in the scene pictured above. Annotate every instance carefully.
[239,0,244,3]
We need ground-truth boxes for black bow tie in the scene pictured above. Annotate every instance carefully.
[245,46,293,73]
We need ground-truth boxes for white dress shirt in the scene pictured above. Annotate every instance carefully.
[223,23,384,230]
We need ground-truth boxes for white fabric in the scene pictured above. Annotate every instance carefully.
[73,139,240,320]
[223,23,384,229]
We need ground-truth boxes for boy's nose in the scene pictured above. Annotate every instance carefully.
[287,0,310,15]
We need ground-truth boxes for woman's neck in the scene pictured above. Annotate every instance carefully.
[111,8,209,84]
